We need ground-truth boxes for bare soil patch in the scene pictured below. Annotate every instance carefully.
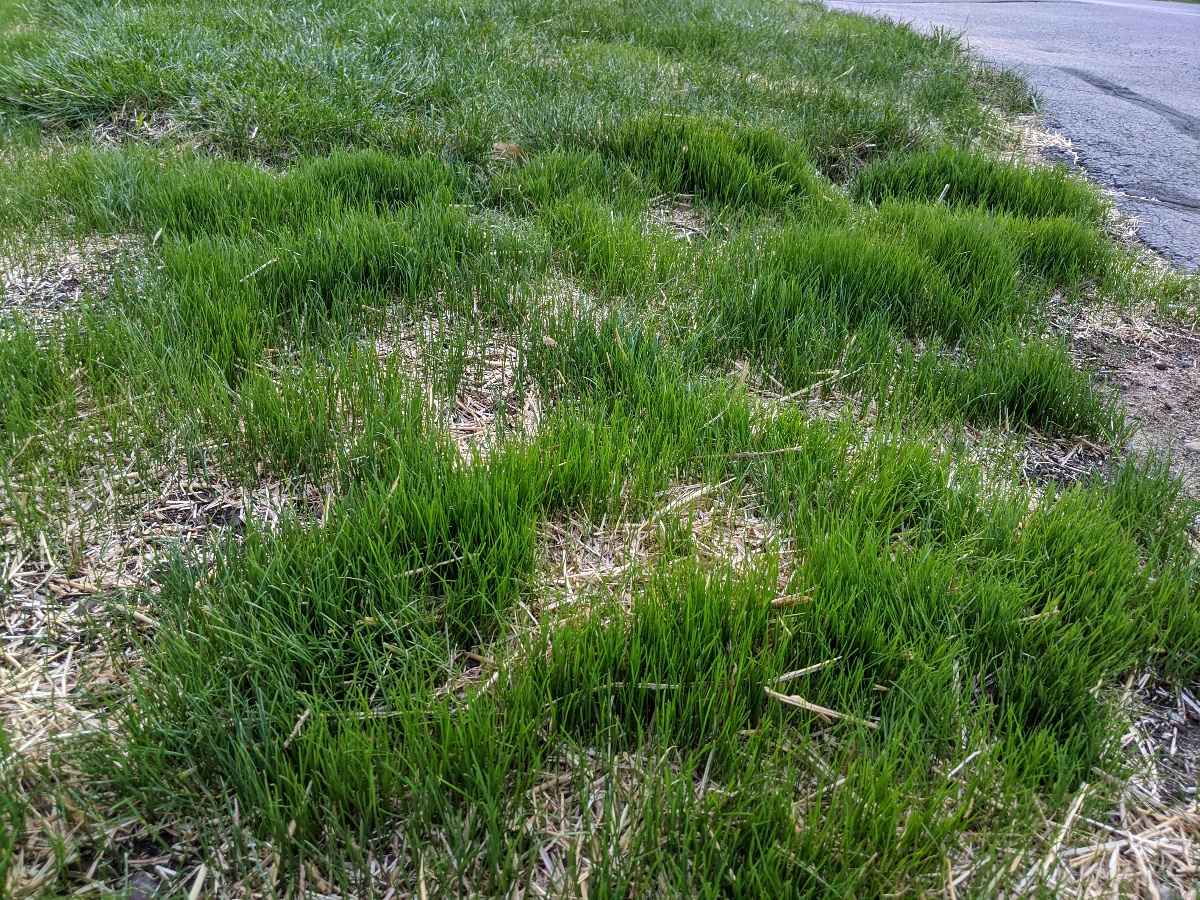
[1068,306,1200,488]
[1,237,136,324]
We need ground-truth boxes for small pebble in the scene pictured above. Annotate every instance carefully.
[128,871,160,900]
[1185,441,1200,452]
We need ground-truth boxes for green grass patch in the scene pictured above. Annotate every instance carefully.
[854,147,1108,223]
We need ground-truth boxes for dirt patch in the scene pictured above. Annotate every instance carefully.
[374,312,541,460]
[1020,116,1200,493]
[441,339,540,460]
[1,465,322,710]
[1,237,137,324]
[517,745,703,898]
[1067,306,1200,488]
[1018,434,1111,486]
[938,673,1200,898]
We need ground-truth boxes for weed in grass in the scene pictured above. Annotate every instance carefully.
[490,150,649,215]
[98,435,544,872]
[49,147,464,238]
[713,224,965,340]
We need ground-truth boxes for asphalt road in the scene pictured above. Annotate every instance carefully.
[824,0,1200,271]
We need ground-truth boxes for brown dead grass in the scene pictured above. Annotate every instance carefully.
[91,109,181,146]
[647,192,710,242]
[535,480,790,623]
[1011,674,1199,900]
[374,309,542,461]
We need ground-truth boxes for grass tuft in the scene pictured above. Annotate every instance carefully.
[854,146,1107,222]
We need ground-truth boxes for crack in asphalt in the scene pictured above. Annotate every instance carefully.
[1060,67,1200,141]
[1121,185,1200,214]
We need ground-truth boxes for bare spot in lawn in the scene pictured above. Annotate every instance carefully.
[648,192,710,242]
[375,312,541,460]
[1041,674,1200,898]
[1069,306,1200,487]
[1,237,136,324]
[537,481,788,620]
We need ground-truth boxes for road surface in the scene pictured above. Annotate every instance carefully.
[825,0,1200,271]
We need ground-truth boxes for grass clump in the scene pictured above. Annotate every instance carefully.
[611,115,825,211]
[854,146,1108,223]
[711,225,965,338]
[114,427,542,843]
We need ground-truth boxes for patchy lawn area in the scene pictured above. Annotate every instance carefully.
[1,0,1199,895]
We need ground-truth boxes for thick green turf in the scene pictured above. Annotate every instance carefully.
[0,0,1029,169]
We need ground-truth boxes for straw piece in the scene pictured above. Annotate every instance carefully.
[764,686,879,730]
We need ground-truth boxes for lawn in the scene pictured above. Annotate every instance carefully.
[1,0,1199,896]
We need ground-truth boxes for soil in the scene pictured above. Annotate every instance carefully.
[1068,307,1200,489]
